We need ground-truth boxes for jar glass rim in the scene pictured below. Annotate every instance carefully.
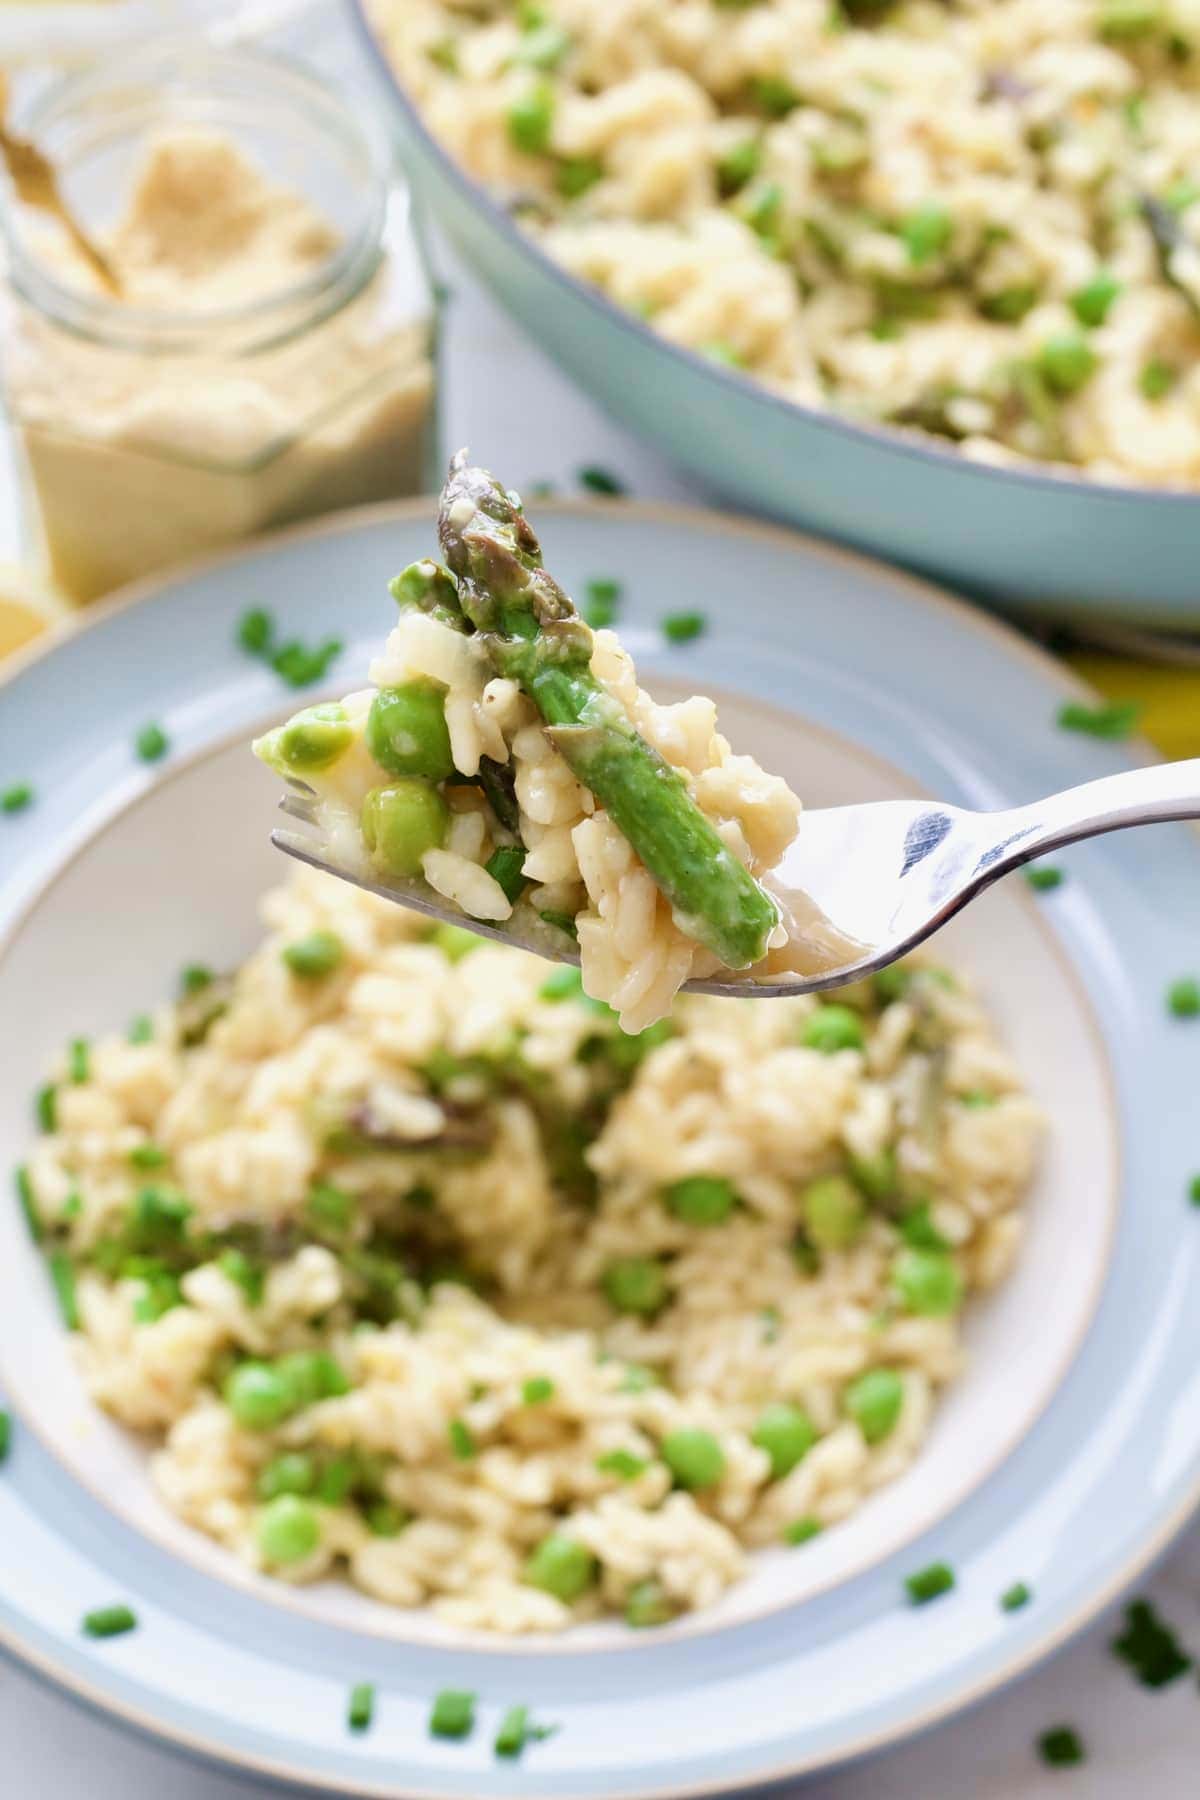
[1,41,395,355]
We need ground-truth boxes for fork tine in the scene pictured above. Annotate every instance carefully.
[278,792,319,825]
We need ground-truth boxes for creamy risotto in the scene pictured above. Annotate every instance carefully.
[370,0,1200,485]
[19,869,1040,1633]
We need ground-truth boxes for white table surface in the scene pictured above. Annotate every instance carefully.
[4,13,1200,1798]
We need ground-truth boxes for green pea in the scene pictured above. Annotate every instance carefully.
[257,1494,321,1564]
[893,1247,963,1316]
[801,1175,866,1250]
[661,1427,725,1491]
[555,155,604,199]
[625,1577,677,1628]
[1037,334,1097,396]
[848,1146,898,1204]
[844,1367,904,1443]
[282,930,344,979]
[277,1350,350,1409]
[366,1500,410,1537]
[979,285,1038,323]
[899,202,952,265]
[872,965,913,1004]
[366,682,455,781]
[602,1256,668,1316]
[257,703,353,773]
[226,1362,293,1430]
[1070,269,1122,327]
[430,923,480,962]
[751,1402,817,1479]
[257,1452,317,1500]
[508,78,555,154]
[524,1532,597,1601]
[1098,0,1162,37]
[663,1175,738,1226]
[801,1005,865,1053]
[361,779,449,878]
[1140,358,1174,401]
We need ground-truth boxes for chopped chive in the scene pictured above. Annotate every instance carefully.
[448,1418,476,1459]
[899,202,953,265]
[904,1561,955,1605]
[0,1409,9,1462]
[521,1375,555,1404]
[429,1688,476,1739]
[484,845,528,903]
[495,1703,558,1757]
[347,1682,375,1732]
[238,608,274,655]
[1000,1581,1031,1612]
[1056,698,1141,739]
[218,1247,264,1306]
[578,465,625,496]
[1111,1598,1191,1687]
[1,782,33,814]
[1038,1726,1084,1767]
[128,1014,154,1044]
[15,1165,41,1242]
[68,1038,90,1084]
[129,1143,168,1169]
[62,1190,82,1221]
[752,73,798,116]
[507,78,555,154]
[35,1083,57,1133]
[662,611,706,644]
[135,723,169,763]
[1069,269,1121,327]
[82,1603,137,1639]
[180,964,214,996]
[899,1202,949,1250]
[583,576,622,629]
[539,909,579,940]
[1167,977,1199,1018]
[1024,865,1064,891]
[595,1448,649,1480]
[271,638,343,689]
[49,1250,79,1330]
[1189,1174,1200,1206]
[784,1515,822,1545]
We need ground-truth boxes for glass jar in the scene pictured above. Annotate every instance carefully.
[0,41,438,603]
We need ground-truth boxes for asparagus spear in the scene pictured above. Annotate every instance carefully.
[436,451,779,970]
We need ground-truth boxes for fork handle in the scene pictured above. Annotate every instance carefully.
[990,757,1200,870]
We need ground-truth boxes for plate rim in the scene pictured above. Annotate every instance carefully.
[0,496,1188,1798]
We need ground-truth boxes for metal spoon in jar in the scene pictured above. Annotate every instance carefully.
[0,73,120,295]
[271,756,1200,997]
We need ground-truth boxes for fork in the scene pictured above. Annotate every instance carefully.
[272,758,1200,998]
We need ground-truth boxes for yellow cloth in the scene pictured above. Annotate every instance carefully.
[1066,653,1200,761]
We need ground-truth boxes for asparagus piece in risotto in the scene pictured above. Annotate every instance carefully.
[256,453,801,1029]
[437,452,780,970]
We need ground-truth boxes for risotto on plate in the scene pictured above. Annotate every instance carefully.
[18,866,1041,1633]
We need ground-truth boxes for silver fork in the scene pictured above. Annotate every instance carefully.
[272,758,1200,998]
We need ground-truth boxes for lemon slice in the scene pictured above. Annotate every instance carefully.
[0,563,75,663]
